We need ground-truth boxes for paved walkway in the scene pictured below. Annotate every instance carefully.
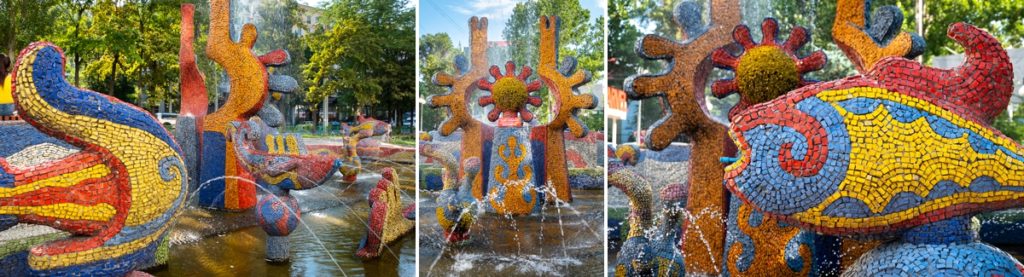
[303,137,412,149]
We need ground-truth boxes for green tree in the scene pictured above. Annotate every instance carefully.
[82,0,141,99]
[49,0,97,86]
[994,107,1024,142]
[0,0,59,58]
[78,0,181,108]
[303,0,414,132]
[888,0,1024,61]
[135,0,184,110]
[504,0,603,73]
[608,0,654,88]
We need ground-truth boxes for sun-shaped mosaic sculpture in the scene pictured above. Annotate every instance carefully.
[712,18,826,118]
[478,61,542,127]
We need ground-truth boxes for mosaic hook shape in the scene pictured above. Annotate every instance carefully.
[3,42,186,276]
[623,1,739,274]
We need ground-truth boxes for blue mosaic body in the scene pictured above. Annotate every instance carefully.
[847,219,1023,276]
[615,235,685,276]
[198,132,228,208]
[0,123,74,157]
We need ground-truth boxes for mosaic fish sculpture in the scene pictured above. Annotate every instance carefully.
[335,116,392,183]
[0,42,186,276]
[232,118,343,262]
[356,167,415,259]
[421,136,479,243]
[710,17,843,277]
[353,115,393,142]
[231,120,342,191]
[724,22,1021,275]
[618,0,935,275]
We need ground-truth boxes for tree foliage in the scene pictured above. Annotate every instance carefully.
[0,0,59,59]
[303,0,414,122]
[0,0,414,127]
[504,0,604,76]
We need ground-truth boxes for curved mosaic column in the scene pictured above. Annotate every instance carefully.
[1,42,186,276]
[195,0,268,211]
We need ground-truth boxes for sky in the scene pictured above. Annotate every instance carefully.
[297,0,327,7]
[419,0,606,48]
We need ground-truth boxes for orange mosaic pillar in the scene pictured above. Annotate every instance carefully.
[196,0,268,211]
[535,16,597,203]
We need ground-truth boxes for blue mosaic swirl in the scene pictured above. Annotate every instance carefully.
[732,96,851,215]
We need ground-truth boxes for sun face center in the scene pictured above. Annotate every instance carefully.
[491,77,529,111]
[736,46,800,104]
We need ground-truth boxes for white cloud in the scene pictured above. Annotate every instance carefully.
[450,0,522,22]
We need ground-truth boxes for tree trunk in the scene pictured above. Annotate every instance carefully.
[108,52,119,94]
[74,55,81,86]
[915,0,925,62]
[73,5,84,86]
[7,0,19,59]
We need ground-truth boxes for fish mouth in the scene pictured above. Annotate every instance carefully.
[722,126,748,175]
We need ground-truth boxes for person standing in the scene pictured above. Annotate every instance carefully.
[0,54,13,116]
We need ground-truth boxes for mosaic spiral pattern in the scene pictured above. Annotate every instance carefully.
[3,42,185,275]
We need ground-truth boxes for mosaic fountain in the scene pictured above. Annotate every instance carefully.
[612,0,1023,275]
[0,1,414,275]
[419,15,604,275]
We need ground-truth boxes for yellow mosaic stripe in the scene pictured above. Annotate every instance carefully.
[791,87,1024,228]
[0,203,115,222]
[14,46,184,227]
[27,225,167,270]
[264,172,301,189]
[0,164,109,198]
